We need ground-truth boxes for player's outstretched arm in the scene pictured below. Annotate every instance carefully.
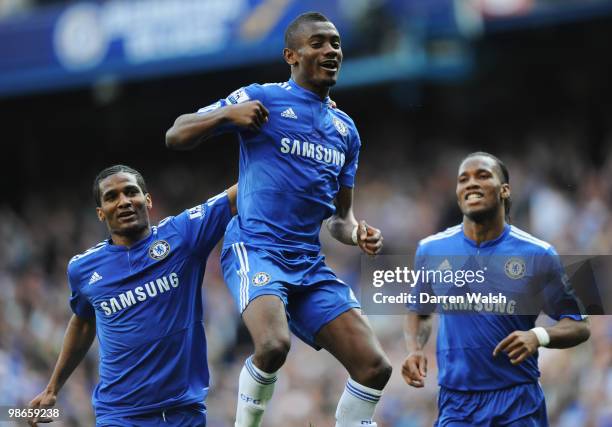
[165,101,269,150]
[401,313,432,388]
[326,186,383,255]
[493,317,590,365]
[28,314,96,426]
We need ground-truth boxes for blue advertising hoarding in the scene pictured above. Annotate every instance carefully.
[0,0,461,97]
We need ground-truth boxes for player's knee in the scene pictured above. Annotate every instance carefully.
[255,335,291,372]
[356,354,392,389]
[371,355,393,387]
[377,357,393,385]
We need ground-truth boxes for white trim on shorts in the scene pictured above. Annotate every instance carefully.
[232,242,250,312]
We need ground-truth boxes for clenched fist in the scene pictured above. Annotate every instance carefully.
[224,101,270,131]
[28,390,57,426]
[356,220,383,256]
[401,350,428,388]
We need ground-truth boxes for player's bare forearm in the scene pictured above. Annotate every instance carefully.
[493,318,590,365]
[29,314,95,424]
[546,317,590,348]
[327,186,358,245]
[166,101,270,150]
[404,313,432,352]
[402,313,431,387]
[165,110,227,150]
[226,183,238,216]
[45,314,96,395]
[327,186,383,254]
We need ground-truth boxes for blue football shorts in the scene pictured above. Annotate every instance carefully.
[435,382,548,427]
[221,242,360,349]
[97,402,206,427]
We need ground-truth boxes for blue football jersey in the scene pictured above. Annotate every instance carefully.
[413,224,584,391]
[67,192,231,423]
[197,79,361,254]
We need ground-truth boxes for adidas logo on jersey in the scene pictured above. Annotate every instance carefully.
[89,271,103,285]
[281,108,297,119]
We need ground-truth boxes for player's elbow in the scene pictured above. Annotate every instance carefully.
[165,115,196,150]
[576,320,591,344]
[564,319,591,347]
[165,125,183,150]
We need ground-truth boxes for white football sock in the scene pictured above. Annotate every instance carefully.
[335,378,382,427]
[235,355,278,427]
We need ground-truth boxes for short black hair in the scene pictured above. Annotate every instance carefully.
[93,165,148,207]
[462,151,512,221]
[464,151,509,184]
[284,12,331,49]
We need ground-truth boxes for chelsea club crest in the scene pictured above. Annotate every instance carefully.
[252,272,271,287]
[149,240,171,260]
[504,257,526,279]
[333,117,349,136]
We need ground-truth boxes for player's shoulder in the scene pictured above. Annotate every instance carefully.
[418,224,463,251]
[154,213,181,237]
[229,81,292,104]
[261,81,293,92]
[68,240,109,269]
[164,191,228,226]
[331,106,357,128]
[330,106,354,124]
[226,83,262,104]
[254,81,292,95]
[153,209,195,236]
[507,225,554,254]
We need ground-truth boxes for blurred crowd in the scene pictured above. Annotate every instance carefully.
[1,123,611,426]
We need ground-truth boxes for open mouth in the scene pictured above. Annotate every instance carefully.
[117,211,136,220]
[465,192,484,201]
[319,60,339,72]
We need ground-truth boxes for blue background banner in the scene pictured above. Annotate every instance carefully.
[0,0,459,96]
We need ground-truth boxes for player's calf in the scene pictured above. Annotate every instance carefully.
[235,332,289,426]
[315,309,392,427]
[333,359,391,427]
[235,355,278,427]
[237,295,290,426]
